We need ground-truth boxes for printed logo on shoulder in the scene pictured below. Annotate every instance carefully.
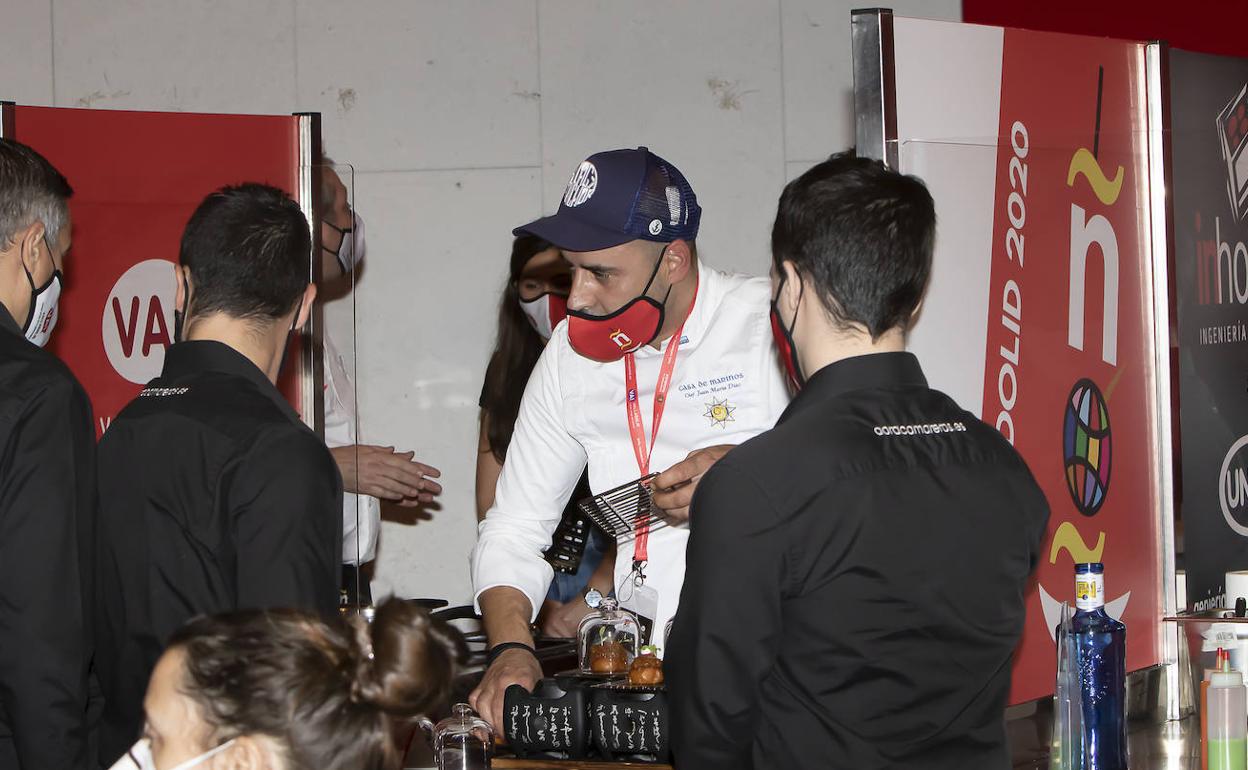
[873,421,967,437]
[139,386,189,397]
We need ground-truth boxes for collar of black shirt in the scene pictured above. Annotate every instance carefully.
[162,340,302,424]
[0,303,22,337]
[777,351,929,425]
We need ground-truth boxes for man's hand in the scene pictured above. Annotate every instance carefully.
[652,444,735,524]
[330,444,442,506]
[475,586,541,735]
[469,648,543,734]
[538,598,593,640]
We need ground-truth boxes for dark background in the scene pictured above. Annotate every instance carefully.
[963,0,1248,58]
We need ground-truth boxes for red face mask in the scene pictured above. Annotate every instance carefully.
[770,271,804,390]
[568,254,670,362]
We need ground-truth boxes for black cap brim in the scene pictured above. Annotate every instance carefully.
[513,211,636,253]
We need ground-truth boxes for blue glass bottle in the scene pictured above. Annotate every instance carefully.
[1070,562,1127,770]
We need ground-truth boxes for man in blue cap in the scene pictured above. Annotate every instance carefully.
[469,147,790,729]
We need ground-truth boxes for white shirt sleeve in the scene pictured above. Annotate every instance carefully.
[470,335,588,621]
[342,493,381,565]
[322,332,382,565]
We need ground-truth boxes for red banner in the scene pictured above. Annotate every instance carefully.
[9,106,303,435]
[979,31,1160,702]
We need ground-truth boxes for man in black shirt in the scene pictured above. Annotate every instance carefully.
[668,153,1050,769]
[95,183,342,763]
[0,140,95,769]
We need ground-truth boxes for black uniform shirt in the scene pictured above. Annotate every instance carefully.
[0,305,95,770]
[668,352,1049,770]
[94,340,342,762]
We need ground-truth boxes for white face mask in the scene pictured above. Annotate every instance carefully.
[22,269,61,348]
[326,212,366,274]
[519,292,568,341]
[109,737,236,770]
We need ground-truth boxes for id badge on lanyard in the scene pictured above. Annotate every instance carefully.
[618,303,690,644]
[619,570,661,647]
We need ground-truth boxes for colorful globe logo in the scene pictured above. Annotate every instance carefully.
[1063,378,1112,516]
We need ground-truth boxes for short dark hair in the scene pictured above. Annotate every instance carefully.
[170,599,464,770]
[0,138,73,248]
[771,151,935,338]
[180,183,311,321]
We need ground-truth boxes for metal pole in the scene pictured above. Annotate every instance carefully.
[295,111,325,438]
[1144,40,1184,721]
[851,8,898,169]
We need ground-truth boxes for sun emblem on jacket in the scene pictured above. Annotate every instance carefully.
[704,397,736,428]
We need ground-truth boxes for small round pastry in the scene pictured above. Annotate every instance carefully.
[628,646,664,686]
[589,641,629,674]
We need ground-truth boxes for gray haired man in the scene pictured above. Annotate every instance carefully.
[0,137,96,769]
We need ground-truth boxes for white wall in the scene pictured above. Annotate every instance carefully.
[2,0,960,605]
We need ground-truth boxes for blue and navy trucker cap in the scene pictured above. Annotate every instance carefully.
[513,147,701,252]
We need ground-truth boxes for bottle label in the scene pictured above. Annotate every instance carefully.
[1076,571,1105,611]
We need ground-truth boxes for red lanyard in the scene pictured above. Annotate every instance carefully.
[623,335,681,566]
[623,282,697,566]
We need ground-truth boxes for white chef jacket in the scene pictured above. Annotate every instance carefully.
[471,262,791,646]
[323,330,381,565]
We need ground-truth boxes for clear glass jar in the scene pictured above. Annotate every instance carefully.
[418,703,493,770]
[577,597,640,675]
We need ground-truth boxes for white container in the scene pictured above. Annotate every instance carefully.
[1207,669,1247,770]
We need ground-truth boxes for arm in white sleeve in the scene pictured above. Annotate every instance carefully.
[470,338,588,621]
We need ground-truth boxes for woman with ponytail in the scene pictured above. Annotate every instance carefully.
[109,599,463,770]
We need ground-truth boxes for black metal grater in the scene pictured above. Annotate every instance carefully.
[576,473,667,544]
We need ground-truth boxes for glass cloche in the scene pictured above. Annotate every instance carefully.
[577,596,640,675]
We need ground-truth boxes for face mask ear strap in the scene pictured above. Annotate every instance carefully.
[639,248,668,298]
[290,295,305,334]
[773,268,802,333]
[174,272,193,343]
[38,234,53,276]
[169,737,238,770]
[22,234,52,294]
[274,294,306,381]
[322,219,355,274]
[323,220,353,237]
[658,277,674,306]
[520,290,566,304]
[789,275,804,336]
